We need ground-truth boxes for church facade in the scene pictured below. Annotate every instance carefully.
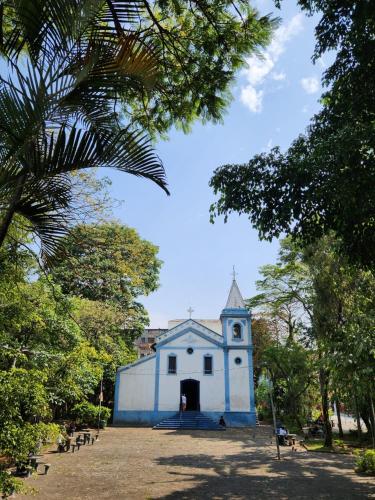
[113,279,256,427]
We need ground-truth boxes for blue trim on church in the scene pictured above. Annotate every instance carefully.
[220,308,250,318]
[154,349,160,411]
[113,369,120,420]
[247,320,255,412]
[224,349,230,411]
[157,325,222,348]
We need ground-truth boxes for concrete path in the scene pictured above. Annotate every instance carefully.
[20,427,374,499]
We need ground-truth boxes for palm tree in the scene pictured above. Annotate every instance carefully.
[0,0,168,264]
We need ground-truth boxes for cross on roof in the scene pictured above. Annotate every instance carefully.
[232,265,237,281]
[187,306,194,319]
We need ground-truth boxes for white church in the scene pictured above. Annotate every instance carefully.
[113,278,256,427]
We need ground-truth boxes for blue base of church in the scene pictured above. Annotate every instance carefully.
[113,410,256,428]
[223,411,257,427]
[113,411,176,426]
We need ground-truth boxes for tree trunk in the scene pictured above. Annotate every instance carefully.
[354,393,362,442]
[290,396,303,430]
[319,368,332,447]
[335,396,344,439]
[369,395,375,449]
[360,412,372,434]
[0,176,25,247]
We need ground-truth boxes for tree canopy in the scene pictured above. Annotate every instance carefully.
[51,221,161,311]
[0,219,160,469]
[0,0,277,263]
[252,236,375,446]
[210,0,375,267]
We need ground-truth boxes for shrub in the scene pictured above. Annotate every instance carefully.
[35,422,60,447]
[0,369,50,425]
[0,470,24,498]
[72,402,111,427]
[355,449,375,475]
[0,422,60,463]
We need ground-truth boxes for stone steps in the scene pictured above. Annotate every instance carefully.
[153,411,225,431]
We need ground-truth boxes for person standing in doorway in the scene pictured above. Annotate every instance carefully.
[181,394,187,411]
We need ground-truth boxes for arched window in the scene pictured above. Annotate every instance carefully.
[233,323,242,340]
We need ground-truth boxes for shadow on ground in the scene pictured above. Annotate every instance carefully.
[160,426,274,448]
[152,434,374,500]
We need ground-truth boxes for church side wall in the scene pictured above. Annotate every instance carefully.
[117,357,155,411]
[228,349,250,411]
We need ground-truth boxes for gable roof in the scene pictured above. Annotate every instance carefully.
[225,279,246,309]
[156,319,223,348]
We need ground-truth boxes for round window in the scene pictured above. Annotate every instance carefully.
[234,357,242,365]
[187,347,194,354]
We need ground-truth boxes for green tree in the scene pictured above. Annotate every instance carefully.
[305,238,375,444]
[248,242,313,343]
[0,0,168,261]
[0,0,276,262]
[210,0,375,267]
[51,222,161,314]
[262,342,316,430]
[249,236,375,446]
[0,220,162,415]
[251,316,274,384]
[119,0,277,136]
[74,298,137,404]
[50,221,162,404]
[248,240,317,429]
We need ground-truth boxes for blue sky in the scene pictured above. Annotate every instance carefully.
[107,0,327,327]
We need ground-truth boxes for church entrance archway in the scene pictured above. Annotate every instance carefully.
[180,379,200,411]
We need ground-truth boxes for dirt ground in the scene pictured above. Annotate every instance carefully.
[19,426,374,500]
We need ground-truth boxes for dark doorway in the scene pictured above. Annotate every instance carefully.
[180,379,200,411]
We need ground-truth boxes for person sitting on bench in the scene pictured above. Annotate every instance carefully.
[57,433,65,453]
[277,426,288,445]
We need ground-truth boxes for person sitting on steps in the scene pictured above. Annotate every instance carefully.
[219,416,226,427]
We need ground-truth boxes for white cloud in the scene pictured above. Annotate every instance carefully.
[240,86,263,113]
[302,105,309,113]
[271,72,286,81]
[243,52,274,86]
[240,14,303,112]
[268,14,304,60]
[301,76,320,94]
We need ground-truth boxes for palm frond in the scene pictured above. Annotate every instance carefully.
[94,34,159,89]
[0,0,168,260]
[14,175,73,265]
[29,126,169,193]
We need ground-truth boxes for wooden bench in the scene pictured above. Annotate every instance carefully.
[28,457,51,475]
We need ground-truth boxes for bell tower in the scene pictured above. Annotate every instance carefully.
[220,272,256,424]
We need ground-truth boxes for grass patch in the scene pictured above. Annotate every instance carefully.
[304,438,362,454]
